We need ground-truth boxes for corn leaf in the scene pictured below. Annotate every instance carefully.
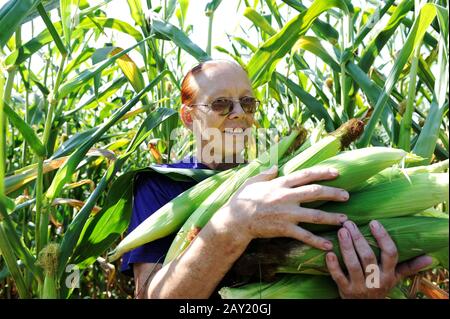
[276,72,335,132]
[3,102,46,157]
[126,0,146,28]
[69,108,176,269]
[248,0,352,87]
[0,0,42,48]
[151,18,210,62]
[46,71,167,201]
[5,17,143,67]
[56,107,179,278]
[358,3,447,147]
[57,35,151,99]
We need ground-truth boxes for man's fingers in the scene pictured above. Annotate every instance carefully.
[290,207,347,225]
[276,167,340,188]
[284,184,349,203]
[396,255,434,280]
[244,165,278,186]
[369,220,398,273]
[337,228,365,283]
[326,252,350,288]
[343,221,378,271]
[286,225,334,251]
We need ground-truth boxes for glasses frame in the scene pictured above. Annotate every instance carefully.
[189,96,260,116]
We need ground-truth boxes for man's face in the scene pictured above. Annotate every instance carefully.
[183,62,256,161]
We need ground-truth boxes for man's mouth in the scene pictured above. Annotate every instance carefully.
[223,127,246,135]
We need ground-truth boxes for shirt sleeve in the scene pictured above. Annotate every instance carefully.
[120,172,196,277]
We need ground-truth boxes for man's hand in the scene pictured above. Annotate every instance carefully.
[325,220,433,299]
[213,165,350,251]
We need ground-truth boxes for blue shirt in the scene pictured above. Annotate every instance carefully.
[120,156,211,277]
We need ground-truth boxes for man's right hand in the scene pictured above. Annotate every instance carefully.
[211,165,350,250]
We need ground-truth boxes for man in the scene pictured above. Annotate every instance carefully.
[122,59,432,299]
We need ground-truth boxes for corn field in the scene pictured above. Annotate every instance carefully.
[0,0,448,299]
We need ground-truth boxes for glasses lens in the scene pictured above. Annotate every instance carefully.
[211,99,234,115]
[240,97,258,113]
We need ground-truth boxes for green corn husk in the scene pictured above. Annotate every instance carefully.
[309,147,410,191]
[306,172,449,232]
[109,128,305,262]
[162,128,307,265]
[107,167,236,262]
[354,159,449,191]
[219,275,408,299]
[219,274,340,299]
[280,118,365,175]
[36,242,60,299]
[164,120,364,265]
[232,216,449,279]
[302,147,412,208]
[278,119,327,167]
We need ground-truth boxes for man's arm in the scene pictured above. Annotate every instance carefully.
[134,263,162,299]
[138,166,347,299]
[144,205,250,298]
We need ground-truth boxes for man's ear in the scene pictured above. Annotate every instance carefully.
[180,104,193,129]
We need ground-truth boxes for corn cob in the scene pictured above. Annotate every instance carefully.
[278,120,326,167]
[280,119,365,175]
[108,128,304,262]
[306,172,449,232]
[219,274,408,299]
[357,159,449,190]
[232,216,449,278]
[301,147,411,209]
[36,242,60,299]
[164,120,364,265]
[354,159,449,191]
[219,274,340,299]
[162,128,306,265]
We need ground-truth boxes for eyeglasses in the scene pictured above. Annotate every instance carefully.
[189,96,260,116]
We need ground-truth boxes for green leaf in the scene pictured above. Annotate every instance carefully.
[123,108,177,157]
[6,17,143,66]
[205,0,222,16]
[276,72,335,132]
[64,47,96,76]
[0,0,42,48]
[180,0,189,21]
[430,248,449,270]
[248,0,351,88]
[57,35,150,99]
[244,7,277,35]
[280,0,339,43]
[63,76,128,117]
[46,71,168,201]
[358,3,444,147]
[292,36,340,71]
[165,0,177,20]
[151,18,210,62]
[358,0,413,72]
[50,127,98,159]
[70,170,134,268]
[353,0,396,48]
[57,108,179,276]
[127,0,146,28]
[37,3,67,55]
[233,36,257,52]
[3,101,46,157]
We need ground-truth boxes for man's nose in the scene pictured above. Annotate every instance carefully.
[228,100,245,119]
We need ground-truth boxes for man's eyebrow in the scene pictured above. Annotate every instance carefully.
[240,89,254,96]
